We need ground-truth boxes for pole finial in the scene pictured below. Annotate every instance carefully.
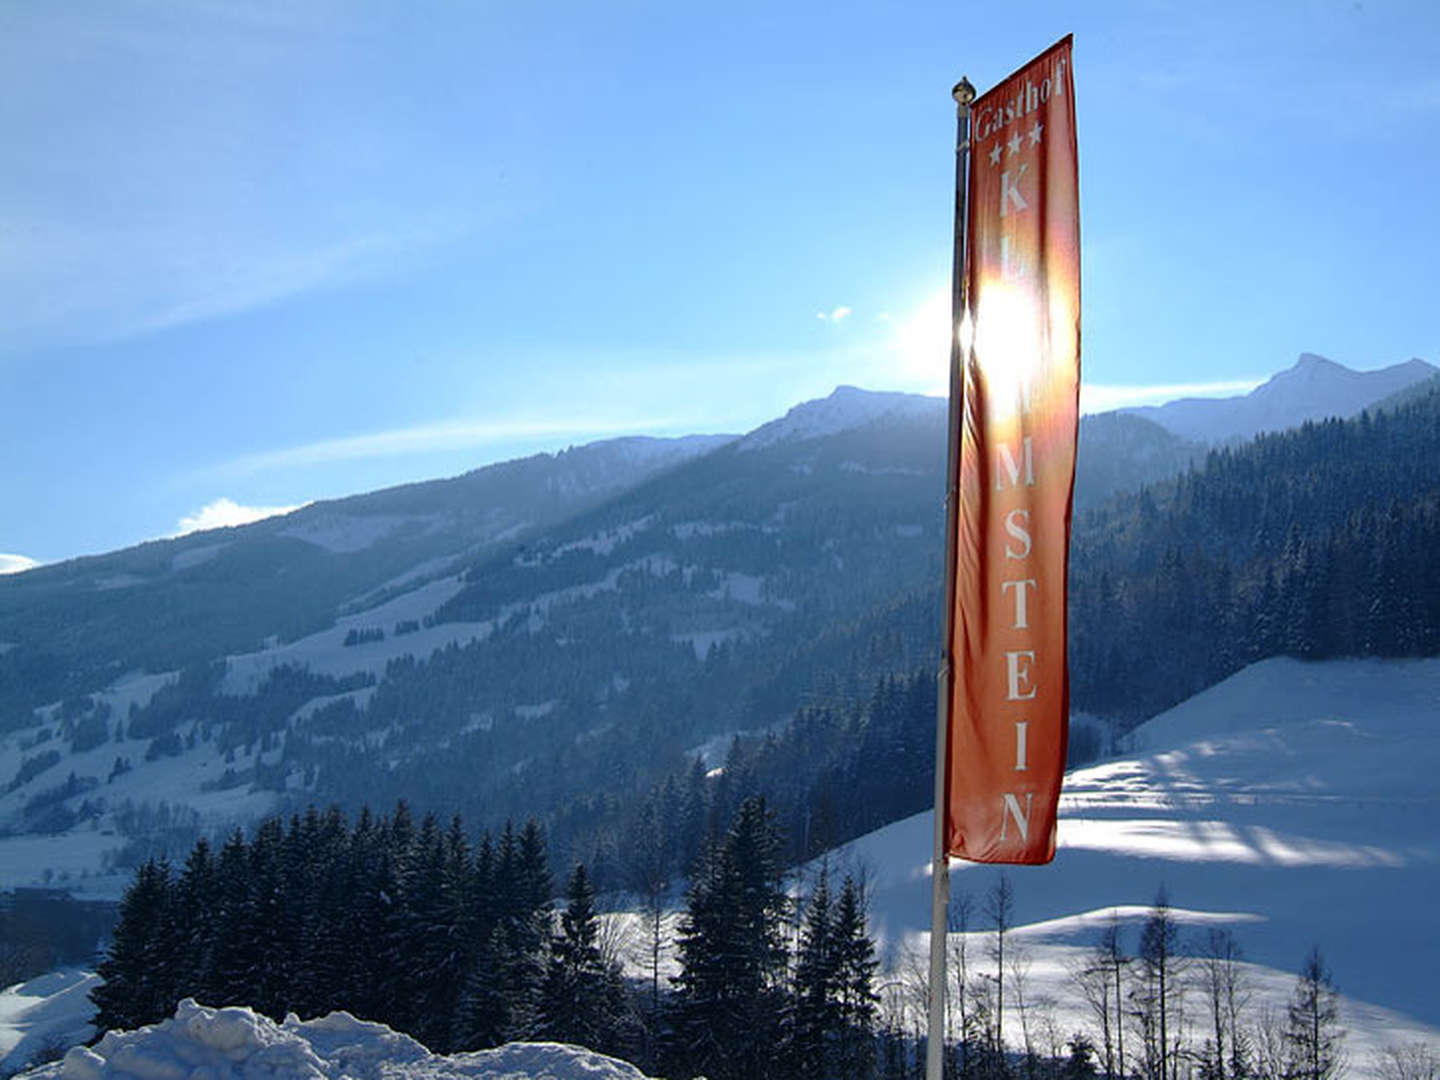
[952,77,977,108]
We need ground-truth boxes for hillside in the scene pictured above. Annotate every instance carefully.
[820,657,1440,1062]
[0,434,733,725]
[0,363,1435,895]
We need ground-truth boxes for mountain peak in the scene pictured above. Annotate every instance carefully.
[1293,352,1342,371]
[1122,353,1437,443]
[739,386,944,451]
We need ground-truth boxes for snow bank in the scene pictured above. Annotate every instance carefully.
[0,970,98,1075]
[16,999,655,1080]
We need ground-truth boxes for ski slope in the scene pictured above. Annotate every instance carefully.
[818,657,1440,1063]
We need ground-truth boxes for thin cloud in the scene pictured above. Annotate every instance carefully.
[0,5,490,351]
[816,306,853,322]
[176,498,304,536]
[0,215,469,351]
[203,415,690,480]
[0,553,41,575]
[1081,378,1264,415]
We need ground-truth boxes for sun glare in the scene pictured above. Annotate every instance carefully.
[971,279,1044,422]
[892,288,952,395]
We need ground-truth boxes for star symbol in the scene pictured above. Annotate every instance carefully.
[1028,121,1043,146]
[1007,131,1022,157]
[988,142,1002,166]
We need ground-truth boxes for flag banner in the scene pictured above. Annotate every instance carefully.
[945,35,1079,863]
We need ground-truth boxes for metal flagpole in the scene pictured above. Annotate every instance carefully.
[926,74,976,1080]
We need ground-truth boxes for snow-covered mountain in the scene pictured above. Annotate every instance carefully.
[739,385,946,450]
[1123,353,1438,443]
[818,657,1440,1061]
[0,393,953,895]
[2,368,1435,900]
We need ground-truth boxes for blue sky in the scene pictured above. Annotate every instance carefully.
[3,1,1438,567]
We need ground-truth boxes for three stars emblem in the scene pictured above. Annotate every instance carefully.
[988,121,1044,166]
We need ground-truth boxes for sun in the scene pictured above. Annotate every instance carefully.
[892,288,953,396]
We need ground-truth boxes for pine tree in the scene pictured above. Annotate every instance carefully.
[394,813,460,1049]
[792,869,837,1080]
[1283,947,1345,1080]
[245,816,292,1019]
[91,858,174,1031]
[204,829,254,1008]
[539,864,628,1054]
[672,795,790,1080]
[831,875,879,1080]
[170,837,220,1004]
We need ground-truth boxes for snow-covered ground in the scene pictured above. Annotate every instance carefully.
[0,970,98,1075]
[10,998,655,1080]
[819,657,1440,1063]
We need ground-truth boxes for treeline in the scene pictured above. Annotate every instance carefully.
[94,797,1392,1080]
[1070,390,1440,721]
[618,672,935,892]
[91,798,882,1080]
[902,880,1350,1080]
[92,804,584,1055]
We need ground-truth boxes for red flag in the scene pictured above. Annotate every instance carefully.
[945,36,1080,863]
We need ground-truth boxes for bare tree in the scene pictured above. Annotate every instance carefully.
[950,889,976,1078]
[1135,887,1187,1080]
[1249,1006,1289,1080]
[1008,946,1038,1079]
[986,874,1015,1060]
[1069,942,1115,1079]
[965,974,1003,1080]
[1194,927,1249,1080]
[1375,1042,1440,1080]
[1100,912,1129,1080]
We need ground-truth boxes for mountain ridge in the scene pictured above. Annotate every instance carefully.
[1122,352,1437,443]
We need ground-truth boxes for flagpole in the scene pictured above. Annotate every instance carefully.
[927,74,976,1080]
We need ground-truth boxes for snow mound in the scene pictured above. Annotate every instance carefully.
[20,1000,655,1080]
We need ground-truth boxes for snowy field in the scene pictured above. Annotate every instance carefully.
[817,657,1440,1065]
[5,657,1437,1074]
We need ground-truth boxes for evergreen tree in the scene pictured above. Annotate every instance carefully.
[170,838,220,1004]
[671,795,790,1080]
[1283,947,1345,1080]
[204,829,254,1008]
[539,864,628,1054]
[91,858,174,1031]
[831,875,879,1080]
[245,816,292,1018]
[792,869,837,1079]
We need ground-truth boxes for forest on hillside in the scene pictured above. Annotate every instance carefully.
[7,391,1438,893]
[94,798,1368,1080]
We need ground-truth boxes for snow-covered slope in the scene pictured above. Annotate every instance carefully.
[0,971,97,1075]
[15,999,656,1080]
[821,658,1440,1059]
[1123,353,1437,443]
